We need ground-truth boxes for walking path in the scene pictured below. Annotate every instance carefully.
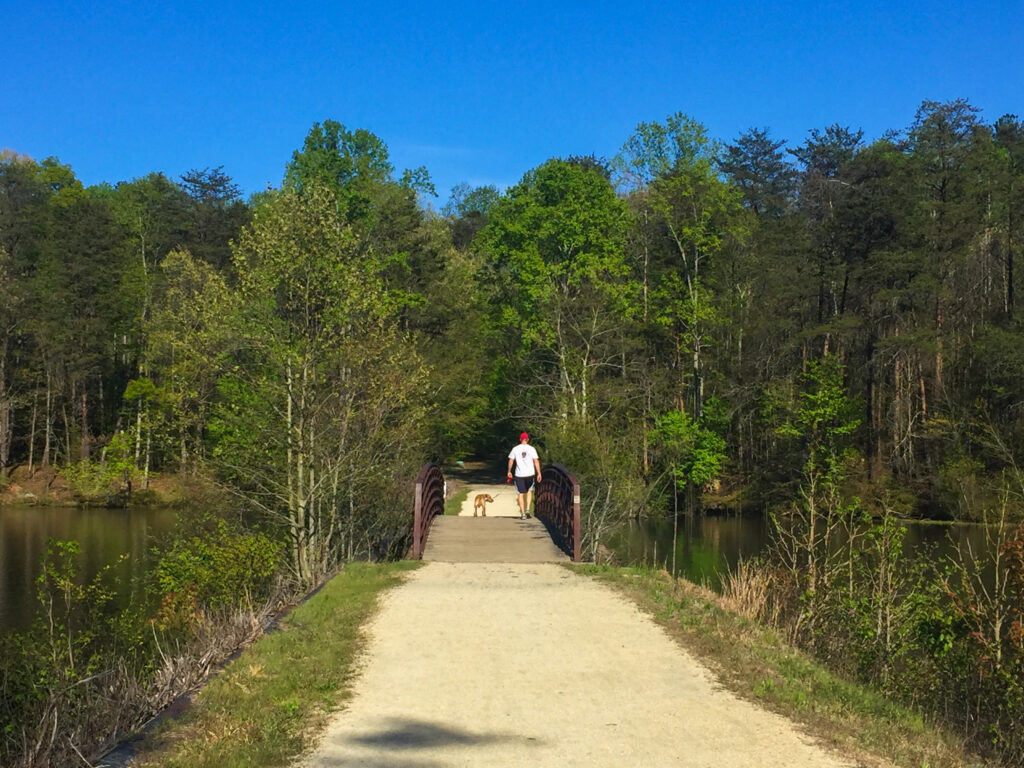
[301,533,853,767]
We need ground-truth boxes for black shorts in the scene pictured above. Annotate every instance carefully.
[514,475,536,494]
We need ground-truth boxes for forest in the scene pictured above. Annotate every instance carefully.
[3,100,1024,529]
[2,99,1024,765]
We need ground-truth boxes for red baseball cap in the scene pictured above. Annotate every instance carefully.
[520,431,529,441]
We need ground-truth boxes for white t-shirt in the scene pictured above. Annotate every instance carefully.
[509,443,539,477]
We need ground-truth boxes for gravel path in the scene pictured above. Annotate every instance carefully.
[300,562,853,767]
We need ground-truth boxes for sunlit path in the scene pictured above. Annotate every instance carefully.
[300,562,852,768]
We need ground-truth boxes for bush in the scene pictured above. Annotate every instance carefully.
[62,458,134,503]
[153,520,283,631]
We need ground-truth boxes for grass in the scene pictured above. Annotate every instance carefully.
[574,564,996,768]
[444,486,469,515]
[132,561,420,768]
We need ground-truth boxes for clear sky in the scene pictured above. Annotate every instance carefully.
[3,1,1022,204]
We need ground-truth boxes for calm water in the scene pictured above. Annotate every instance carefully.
[0,505,177,634]
[608,513,995,590]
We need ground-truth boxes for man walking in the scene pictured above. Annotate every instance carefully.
[507,431,542,519]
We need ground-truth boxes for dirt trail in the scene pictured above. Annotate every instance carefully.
[300,561,853,767]
[456,483,519,517]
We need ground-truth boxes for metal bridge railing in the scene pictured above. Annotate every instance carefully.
[534,463,581,562]
[411,463,445,559]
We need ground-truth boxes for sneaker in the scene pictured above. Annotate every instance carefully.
[520,514,526,520]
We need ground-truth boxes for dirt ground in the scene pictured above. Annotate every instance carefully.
[1,465,72,504]
[299,561,854,767]
[0,464,207,506]
[457,482,520,517]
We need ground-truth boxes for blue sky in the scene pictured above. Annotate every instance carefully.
[3,1,1021,205]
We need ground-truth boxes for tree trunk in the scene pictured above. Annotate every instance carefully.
[0,339,9,472]
[934,297,944,393]
[43,367,52,467]
[28,390,37,475]
[134,400,143,467]
[1008,220,1015,317]
[143,424,151,490]
[864,333,875,479]
[62,402,72,464]
[80,390,89,462]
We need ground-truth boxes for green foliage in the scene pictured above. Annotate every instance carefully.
[217,180,430,581]
[650,407,727,490]
[481,157,632,348]
[778,356,861,479]
[63,459,123,500]
[4,99,1024,765]
[285,120,394,194]
[936,457,991,521]
[0,524,292,767]
[153,521,282,628]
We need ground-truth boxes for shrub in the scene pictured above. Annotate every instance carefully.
[63,460,119,500]
[153,521,283,631]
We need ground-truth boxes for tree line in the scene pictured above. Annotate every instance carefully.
[3,99,1024,536]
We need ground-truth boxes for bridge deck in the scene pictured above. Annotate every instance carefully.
[421,482,569,563]
[423,516,569,562]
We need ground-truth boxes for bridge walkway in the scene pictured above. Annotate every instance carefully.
[422,482,569,563]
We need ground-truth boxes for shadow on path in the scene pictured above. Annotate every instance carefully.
[316,716,545,765]
[444,459,505,485]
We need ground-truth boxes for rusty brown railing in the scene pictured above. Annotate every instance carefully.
[534,463,581,561]
[411,463,445,559]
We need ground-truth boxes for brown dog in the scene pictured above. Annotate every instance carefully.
[473,493,494,517]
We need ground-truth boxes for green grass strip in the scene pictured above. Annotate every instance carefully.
[444,486,469,515]
[134,561,420,768]
[573,564,995,768]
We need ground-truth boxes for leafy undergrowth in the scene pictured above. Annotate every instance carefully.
[132,561,420,768]
[574,564,995,768]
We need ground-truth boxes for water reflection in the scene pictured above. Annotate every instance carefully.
[609,514,768,589]
[0,505,176,634]
[609,514,997,591]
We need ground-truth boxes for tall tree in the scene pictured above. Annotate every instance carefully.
[719,127,796,217]
[617,113,744,418]
[480,157,633,423]
[219,183,429,582]
[179,166,250,271]
[0,246,19,471]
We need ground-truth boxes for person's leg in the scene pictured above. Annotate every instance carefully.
[514,476,530,518]
[524,487,534,517]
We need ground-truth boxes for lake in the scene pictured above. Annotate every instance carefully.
[0,504,177,634]
[607,512,997,590]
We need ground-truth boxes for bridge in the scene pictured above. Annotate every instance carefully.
[410,462,581,564]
